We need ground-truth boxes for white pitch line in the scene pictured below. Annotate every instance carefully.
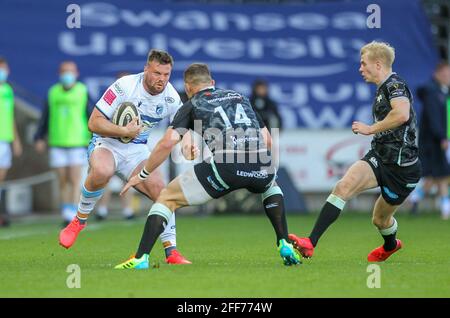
[0,223,110,240]
[0,229,51,240]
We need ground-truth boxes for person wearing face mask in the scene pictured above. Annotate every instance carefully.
[34,61,92,226]
[0,57,23,227]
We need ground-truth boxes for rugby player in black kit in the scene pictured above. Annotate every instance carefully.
[290,41,421,262]
[115,63,301,269]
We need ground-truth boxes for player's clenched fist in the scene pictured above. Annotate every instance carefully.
[123,117,142,139]
[352,121,373,135]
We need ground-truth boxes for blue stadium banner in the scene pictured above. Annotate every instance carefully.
[0,0,438,128]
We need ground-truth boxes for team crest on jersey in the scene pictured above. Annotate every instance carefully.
[156,104,164,116]
[377,95,383,102]
[165,97,175,104]
[387,81,406,97]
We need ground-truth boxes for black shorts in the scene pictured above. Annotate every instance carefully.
[362,150,422,206]
[194,156,276,199]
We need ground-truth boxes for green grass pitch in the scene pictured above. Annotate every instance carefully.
[1,213,450,297]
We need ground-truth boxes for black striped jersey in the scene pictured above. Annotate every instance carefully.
[371,73,418,166]
[170,87,267,154]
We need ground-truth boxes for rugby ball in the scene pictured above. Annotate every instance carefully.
[112,102,141,143]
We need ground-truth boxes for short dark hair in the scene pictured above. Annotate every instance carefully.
[59,60,78,72]
[147,49,173,66]
[0,56,8,65]
[436,61,450,72]
[184,63,212,86]
[252,79,268,88]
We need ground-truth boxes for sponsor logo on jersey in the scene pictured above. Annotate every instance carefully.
[369,156,378,168]
[114,83,124,96]
[140,115,163,131]
[230,135,259,146]
[165,96,175,104]
[103,89,116,105]
[207,176,225,191]
[236,170,269,179]
[206,92,242,104]
[227,92,242,98]
[142,121,159,129]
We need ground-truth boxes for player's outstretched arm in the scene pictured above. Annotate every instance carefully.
[120,128,181,196]
[352,99,410,135]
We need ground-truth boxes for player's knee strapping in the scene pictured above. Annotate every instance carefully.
[148,202,173,226]
[78,185,105,215]
[135,203,174,258]
[261,185,283,202]
[327,194,346,210]
[159,212,176,246]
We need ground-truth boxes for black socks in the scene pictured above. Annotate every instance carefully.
[136,215,167,259]
[263,194,288,246]
[309,201,343,247]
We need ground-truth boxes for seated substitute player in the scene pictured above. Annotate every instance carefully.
[289,41,421,262]
[115,63,301,269]
[59,49,191,264]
